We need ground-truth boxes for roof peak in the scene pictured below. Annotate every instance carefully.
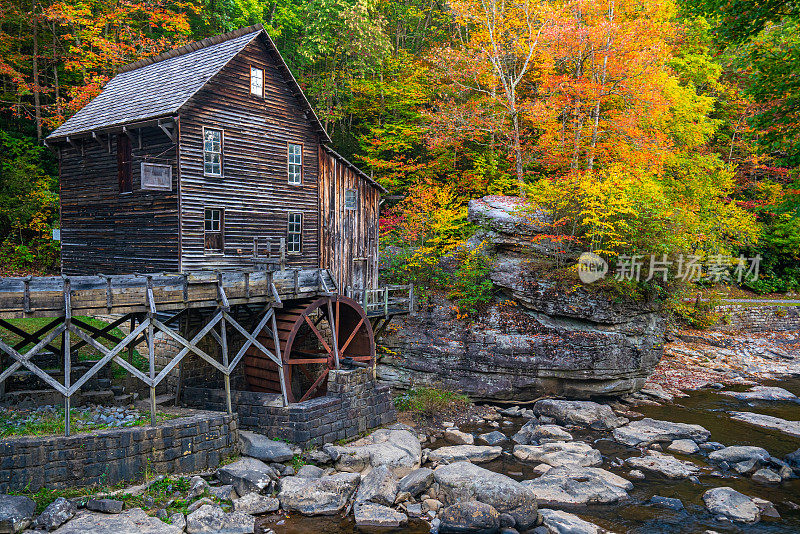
[118,24,264,75]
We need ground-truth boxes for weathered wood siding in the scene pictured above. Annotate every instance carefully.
[59,128,179,275]
[178,36,320,271]
[319,149,380,290]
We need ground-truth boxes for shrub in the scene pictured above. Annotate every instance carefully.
[394,386,471,418]
[447,243,495,318]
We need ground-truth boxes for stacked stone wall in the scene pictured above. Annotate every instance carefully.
[184,367,396,447]
[712,304,800,332]
[0,411,237,493]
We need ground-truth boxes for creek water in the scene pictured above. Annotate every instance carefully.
[259,377,800,534]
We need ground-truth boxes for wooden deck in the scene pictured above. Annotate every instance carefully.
[0,268,336,320]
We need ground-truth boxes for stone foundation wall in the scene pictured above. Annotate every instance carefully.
[183,367,396,447]
[712,304,800,332]
[0,411,238,493]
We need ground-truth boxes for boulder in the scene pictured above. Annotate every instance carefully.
[785,448,800,471]
[478,431,508,446]
[708,446,770,464]
[233,493,280,515]
[278,472,360,515]
[533,400,627,430]
[185,504,255,533]
[187,476,210,500]
[353,503,408,528]
[751,468,781,484]
[329,428,421,477]
[439,501,500,534]
[513,442,602,468]
[522,467,631,506]
[444,428,475,445]
[434,462,538,530]
[397,468,434,497]
[531,425,572,442]
[238,431,295,462]
[721,386,798,402]
[612,418,710,447]
[667,439,699,455]
[32,497,76,532]
[169,513,186,531]
[354,465,398,505]
[624,451,700,479]
[295,465,324,478]
[0,495,35,533]
[702,487,760,523]
[208,485,237,501]
[728,412,800,438]
[538,509,603,534]
[648,496,684,511]
[429,445,503,464]
[53,509,184,534]
[378,197,666,402]
[85,500,123,514]
[217,457,277,496]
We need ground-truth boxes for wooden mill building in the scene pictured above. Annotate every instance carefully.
[45,24,383,292]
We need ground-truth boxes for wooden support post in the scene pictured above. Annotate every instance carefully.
[23,277,31,314]
[146,277,157,426]
[384,287,389,317]
[327,299,339,369]
[362,288,368,315]
[128,316,136,364]
[217,274,232,415]
[409,285,414,313]
[280,238,286,272]
[271,310,289,407]
[63,278,71,437]
[220,314,232,415]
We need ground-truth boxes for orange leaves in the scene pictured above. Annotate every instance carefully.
[44,0,193,127]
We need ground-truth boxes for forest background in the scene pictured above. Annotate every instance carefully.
[0,0,798,309]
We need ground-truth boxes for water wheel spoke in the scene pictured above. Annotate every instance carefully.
[349,355,372,361]
[298,364,316,382]
[339,318,364,355]
[299,369,329,402]
[303,314,332,355]
[287,357,329,365]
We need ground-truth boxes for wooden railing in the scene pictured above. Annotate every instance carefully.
[251,237,286,271]
[0,274,287,436]
[345,284,414,317]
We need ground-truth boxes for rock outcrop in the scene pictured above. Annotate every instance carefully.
[379,195,666,400]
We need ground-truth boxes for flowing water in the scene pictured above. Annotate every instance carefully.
[260,377,800,534]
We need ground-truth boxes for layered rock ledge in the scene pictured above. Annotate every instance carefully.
[378,195,666,400]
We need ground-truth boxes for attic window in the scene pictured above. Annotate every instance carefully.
[344,189,357,210]
[203,128,222,176]
[250,67,264,97]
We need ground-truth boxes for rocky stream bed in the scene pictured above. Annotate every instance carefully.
[3,376,799,534]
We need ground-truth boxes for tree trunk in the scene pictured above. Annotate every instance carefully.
[32,9,41,142]
[512,111,524,188]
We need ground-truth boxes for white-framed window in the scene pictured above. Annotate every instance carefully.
[288,143,302,185]
[204,207,224,252]
[250,66,264,97]
[203,128,223,176]
[287,212,302,253]
[344,189,357,210]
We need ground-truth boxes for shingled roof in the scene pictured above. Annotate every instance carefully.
[47,25,330,142]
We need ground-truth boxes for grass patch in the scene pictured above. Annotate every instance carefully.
[394,386,471,419]
[0,408,180,438]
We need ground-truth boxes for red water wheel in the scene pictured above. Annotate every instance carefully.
[243,295,375,403]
